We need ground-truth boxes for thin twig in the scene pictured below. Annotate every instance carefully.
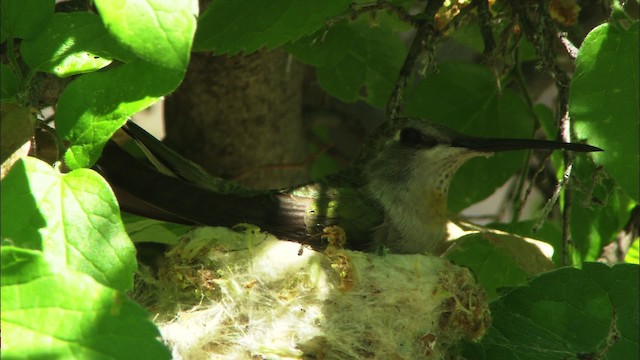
[512,0,581,265]
[558,33,579,60]
[349,1,419,26]
[516,152,551,217]
[557,76,574,265]
[439,2,478,33]
[532,161,572,233]
[509,51,540,223]
[385,25,429,119]
[385,0,446,119]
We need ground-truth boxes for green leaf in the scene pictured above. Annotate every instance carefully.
[449,21,537,61]
[494,220,564,266]
[405,62,533,211]
[194,0,350,53]
[0,64,19,99]
[449,22,484,54]
[287,21,407,107]
[0,0,54,39]
[625,240,639,264]
[465,263,639,360]
[1,157,137,291]
[446,234,530,300]
[570,155,632,262]
[316,53,367,102]
[285,23,355,66]
[94,0,197,71]
[1,247,170,359]
[56,61,183,169]
[570,21,639,202]
[52,2,195,169]
[20,12,133,77]
[122,212,189,245]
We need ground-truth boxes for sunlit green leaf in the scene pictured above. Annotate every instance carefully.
[495,220,564,266]
[1,247,170,359]
[53,0,197,169]
[625,240,639,264]
[1,157,136,291]
[56,62,183,169]
[21,12,134,77]
[570,22,639,202]
[94,0,198,70]
[122,212,189,245]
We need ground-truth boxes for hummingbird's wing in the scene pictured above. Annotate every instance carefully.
[121,120,256,195]
[287,181,384,251]
[95,121,384,250]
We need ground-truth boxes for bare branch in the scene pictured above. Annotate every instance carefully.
[511,0,585,265]
[475,0,496,56]
[386,25,429,119]
[532,162,573,233]
[386,0,447,119]
[558,32,579,60]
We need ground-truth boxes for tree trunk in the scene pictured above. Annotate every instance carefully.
[164,49,306,190]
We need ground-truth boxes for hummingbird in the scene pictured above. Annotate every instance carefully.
[96,117,602,255]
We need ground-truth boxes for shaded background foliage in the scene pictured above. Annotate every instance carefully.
[1,0,638,359]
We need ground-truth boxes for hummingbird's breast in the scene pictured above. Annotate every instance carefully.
[364,146,485,254]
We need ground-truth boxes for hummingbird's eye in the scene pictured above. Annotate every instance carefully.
[399,128,438,149]
[399,128,423,148]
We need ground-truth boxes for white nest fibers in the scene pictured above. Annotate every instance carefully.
[151,226,490,360]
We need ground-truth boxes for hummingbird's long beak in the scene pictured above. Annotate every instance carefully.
[452,137,603,153]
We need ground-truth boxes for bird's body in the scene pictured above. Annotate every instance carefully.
[98,118,601,255]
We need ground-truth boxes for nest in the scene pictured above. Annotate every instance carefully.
[133,226,490,360]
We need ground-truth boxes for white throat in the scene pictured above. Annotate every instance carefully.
[366,147,487,254]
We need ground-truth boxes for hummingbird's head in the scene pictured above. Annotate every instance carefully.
[363,118,487,199]
[362,117,601,254]
[363,118,489,254]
